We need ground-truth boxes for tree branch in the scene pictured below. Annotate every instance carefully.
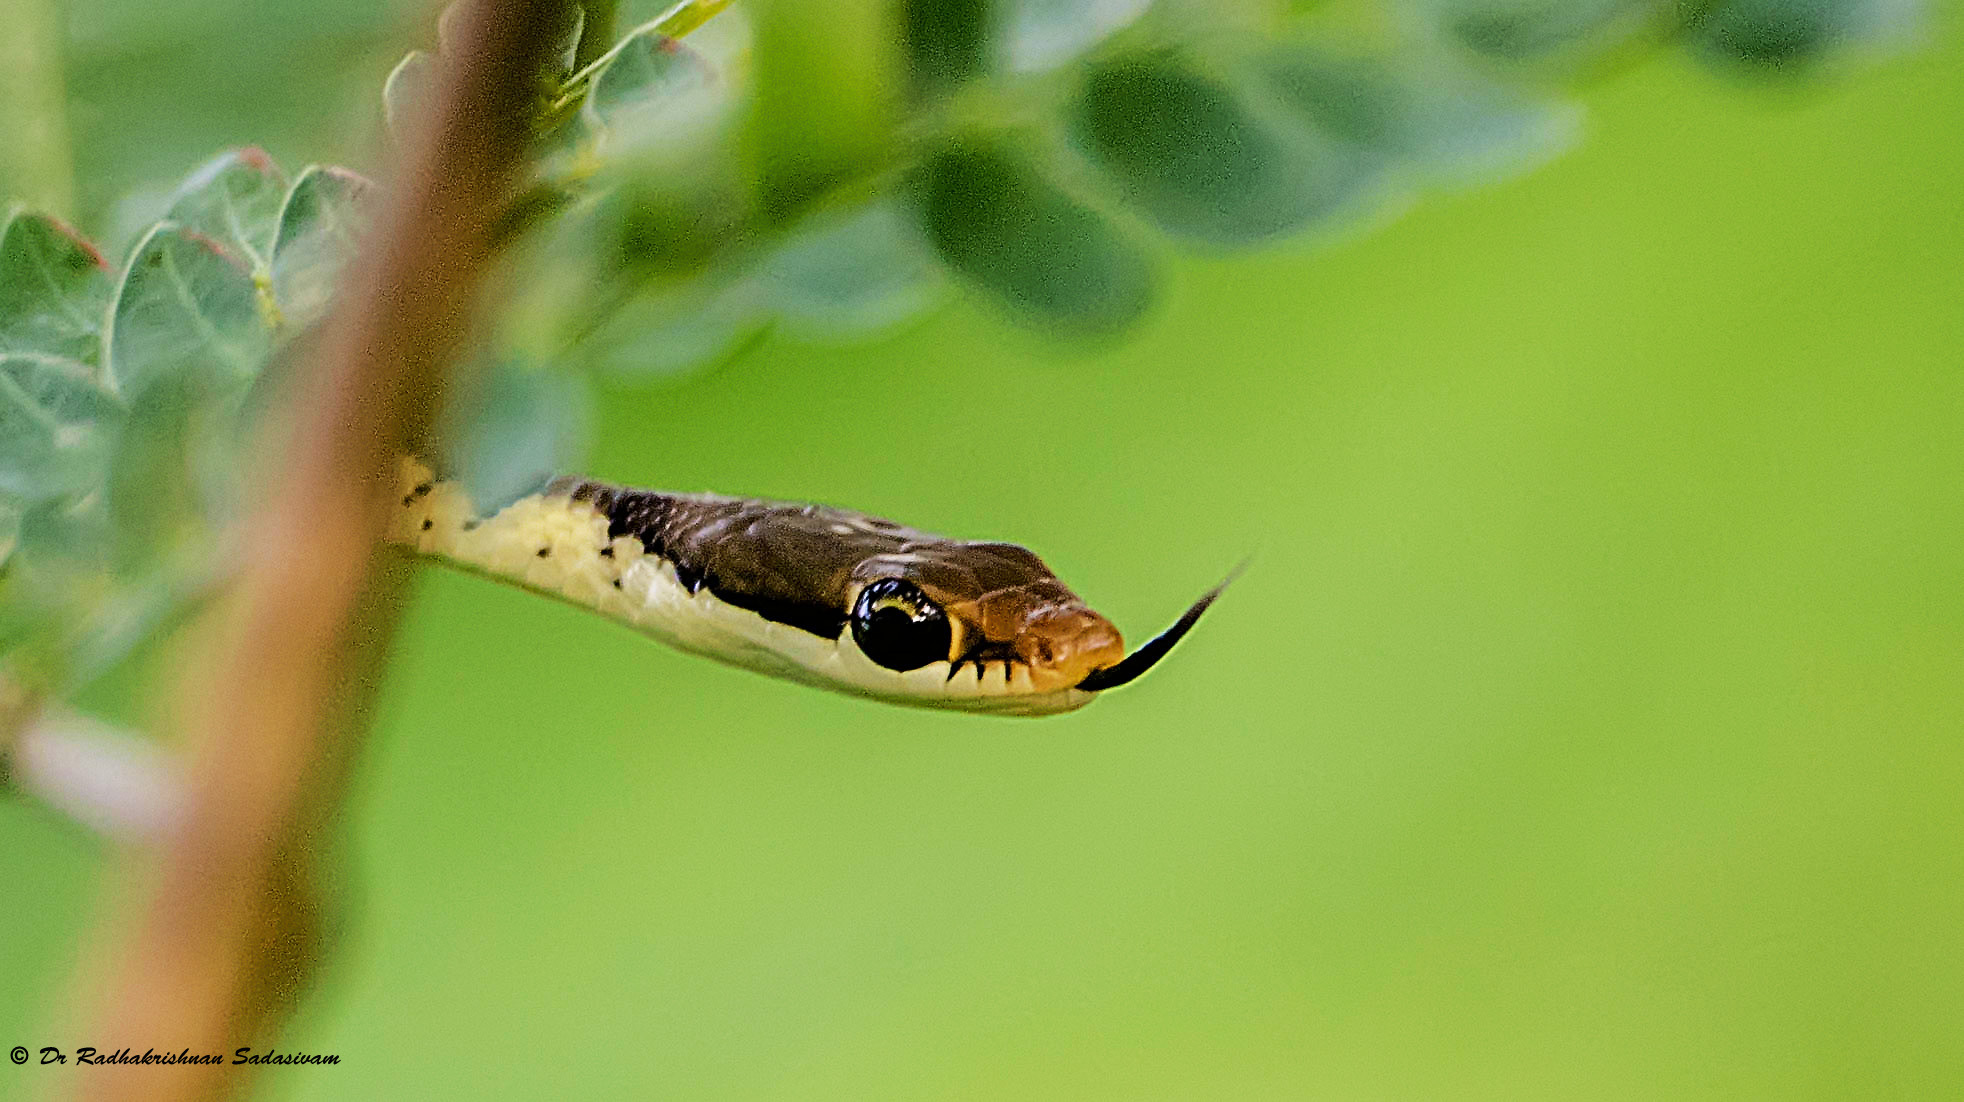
[65,2,575,1098]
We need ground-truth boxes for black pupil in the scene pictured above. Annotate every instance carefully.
[851,580,951,672]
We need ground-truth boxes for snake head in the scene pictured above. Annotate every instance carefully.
[853,546,1239,710]
[415,465,1238,717]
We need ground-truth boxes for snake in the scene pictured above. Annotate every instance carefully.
[385,460,1230,716]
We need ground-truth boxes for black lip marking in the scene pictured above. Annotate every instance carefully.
[674,562,705,594]
[1075,564,1244,692]
[717,587,848,638]
[945,640,1016,686]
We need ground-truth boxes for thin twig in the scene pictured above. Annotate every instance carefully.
[64,2,574,1098]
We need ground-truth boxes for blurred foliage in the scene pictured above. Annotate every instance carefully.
[0,0,1926,713]
[0,154,332,691]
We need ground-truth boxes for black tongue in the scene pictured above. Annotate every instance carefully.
[1075,563,1244,692]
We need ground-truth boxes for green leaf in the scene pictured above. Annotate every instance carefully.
[999,0,1152,72]
[1392,78,1577,180]
[106,223,273,399]
[270,165,376,331]
[384,51,437,136]
[582,29,718,151]
[1688,0,1906,69]
[104,373,219,574]
[1260,48,1577,180]
[1072,56,1377,245]
[587,275,769,379]
[13,491,110,570]
[0,492,114,671]
[162,148,289,275]
[1257,50,1414,154]
[902,0,992,95]
[0,499,18,573]
[0,487,208,690]
[913,144,1154,335]
[0,353,122,502]
[66,564,219,689]
[607,171,745,279]
[1693,0,1826,66]
[585,200,951,370]
[579,33,742,273]
[760,199,948,340]
[0,211,115,368]
[554,4,588,73]
[1441,0,1653,65]
[445,363,593,511]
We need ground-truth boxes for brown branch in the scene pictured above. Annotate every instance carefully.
[65,2,573,1098]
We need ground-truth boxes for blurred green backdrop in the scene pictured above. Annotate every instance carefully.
[4,1,1963,1099]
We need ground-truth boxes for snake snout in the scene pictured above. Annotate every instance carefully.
[1015,606,1125,690]
[1073,565,1245,693]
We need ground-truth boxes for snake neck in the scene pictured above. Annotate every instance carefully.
[384,457,645,619]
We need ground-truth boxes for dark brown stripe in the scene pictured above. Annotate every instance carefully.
[547,476,1089,658]
[559,479,856,639]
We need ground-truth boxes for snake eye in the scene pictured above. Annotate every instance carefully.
[850,578,952,672]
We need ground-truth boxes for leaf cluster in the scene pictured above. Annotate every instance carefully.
[0,0,1916,703]
[492,0,1911,374]
[0,154,371,688]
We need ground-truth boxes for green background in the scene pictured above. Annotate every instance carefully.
[5,2,1963,1098]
